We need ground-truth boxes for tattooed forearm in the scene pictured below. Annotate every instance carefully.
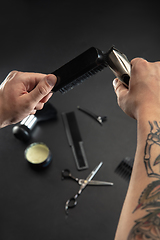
[128,209,160,240]
[144,121,160,178]
[128,121,160,240]
[133,180,160,213]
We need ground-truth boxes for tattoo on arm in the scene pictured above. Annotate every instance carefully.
[128,121,160,240]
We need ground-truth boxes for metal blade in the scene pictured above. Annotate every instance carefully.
[78,162,103,194]
[86,162,103,183]
[79,179,113,186]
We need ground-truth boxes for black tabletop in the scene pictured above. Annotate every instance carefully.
[0,1,159,239]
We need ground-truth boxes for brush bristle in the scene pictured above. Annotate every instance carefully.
[59,62,107,94]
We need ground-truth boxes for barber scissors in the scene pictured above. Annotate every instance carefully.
[61,168,113,186]
[63,162,113,214]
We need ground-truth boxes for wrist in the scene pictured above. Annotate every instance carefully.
[136,110,160,156]
[136,101,160,121]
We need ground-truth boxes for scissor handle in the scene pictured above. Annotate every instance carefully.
[65,194,79,214]
[67,195,78,208]
[61,169,73,179]
[62,169,79,182]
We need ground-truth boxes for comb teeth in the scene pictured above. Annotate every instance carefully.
[59,63,107,94]
[115,157,134,181]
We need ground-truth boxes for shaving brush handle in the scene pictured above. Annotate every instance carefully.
[12,103,57,141]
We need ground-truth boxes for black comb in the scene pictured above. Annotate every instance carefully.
[115,157,134,181]
[51,46,131,93]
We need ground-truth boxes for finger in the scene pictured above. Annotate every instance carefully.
[30,109,37,115]
[34,102,44,111]
[113,78,129,104]
[113,78,128,94]
[26,74,57,104]
[113,78,123,91]
[130,58,149,80]
[39,92,53,104]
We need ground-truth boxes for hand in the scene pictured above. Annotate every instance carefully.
[0,71,57,128]
[113,58,160,120]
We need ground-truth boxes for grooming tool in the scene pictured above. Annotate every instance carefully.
[51,46,131,93]
[62,111,88,170]
[12,103,57,142]
[65,162,103,214]
[106,47,131,87]
[77,106,107,125]
[115,157,134,181]
[25,142,52,168]
[62,169,113,186]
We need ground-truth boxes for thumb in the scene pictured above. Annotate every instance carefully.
[28,74,57,104]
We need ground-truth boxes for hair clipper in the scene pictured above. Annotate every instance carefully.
[106,47,131,87]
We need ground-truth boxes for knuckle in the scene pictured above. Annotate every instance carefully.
[37,79,52,96]
[131,58,149,75]
[130,57,141,64]
[131,58,148,67]
[10,70,18,75]
[7,70,19,80]
[153,62,160,71]
[38,84,48,96]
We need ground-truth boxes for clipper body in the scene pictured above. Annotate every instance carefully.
[106,47,131,87]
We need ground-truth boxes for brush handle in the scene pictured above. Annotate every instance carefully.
[12,103,57,141]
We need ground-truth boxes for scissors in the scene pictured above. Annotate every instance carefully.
[63,162,113,214]
[61,168,113,186]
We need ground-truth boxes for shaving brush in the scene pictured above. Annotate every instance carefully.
[12,102,57,142]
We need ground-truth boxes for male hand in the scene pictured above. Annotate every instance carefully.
[0,71,57,127]
[113,58,160,120]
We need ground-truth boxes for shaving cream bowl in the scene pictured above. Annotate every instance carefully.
[25,142,52,168]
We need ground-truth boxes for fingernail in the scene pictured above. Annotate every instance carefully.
[46,74,57,87]
[113,78,118,88]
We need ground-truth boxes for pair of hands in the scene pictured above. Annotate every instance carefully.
[0,57,160,128]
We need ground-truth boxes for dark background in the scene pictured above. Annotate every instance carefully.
[0,1,159,239]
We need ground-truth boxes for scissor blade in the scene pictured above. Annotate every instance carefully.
[78,162,103,194]
[79,179,113,186]
[86,162,103,183]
